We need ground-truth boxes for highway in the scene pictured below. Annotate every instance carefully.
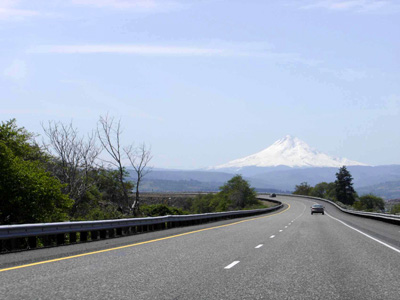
[1,195,399,299]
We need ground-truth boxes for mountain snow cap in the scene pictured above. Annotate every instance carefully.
[213,135,367,169]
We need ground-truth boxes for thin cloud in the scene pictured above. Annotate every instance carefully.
[71,0,185,12]
[0,0,40,20]
[299,0,400,13]
[0,0,57,21]
[27,43,321,67]
[29,44,226,56]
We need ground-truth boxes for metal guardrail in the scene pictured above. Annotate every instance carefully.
[0,199,283,253]
[272,193,400,224]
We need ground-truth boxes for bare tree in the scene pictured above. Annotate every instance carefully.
[42,121,101,212]
[97,115,133,213]
[125,143,152,213]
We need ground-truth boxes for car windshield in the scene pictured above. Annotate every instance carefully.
[313,204,323,208]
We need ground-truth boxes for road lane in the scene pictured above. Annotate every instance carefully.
[282,195,400,250]
[1,196,399,299]
[0,204,289,271]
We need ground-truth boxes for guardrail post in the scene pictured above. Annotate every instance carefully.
[57,233,65,246]
[80,231,88,242]
[100,230,107,239]
[116,227,122,236]
[91,230,99,240]
[122,227,128,235]
[109,228,115,238]
[130,226,136,234]
[70,232,77,243]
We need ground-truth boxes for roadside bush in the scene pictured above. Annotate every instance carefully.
[309,182,336,201]
[140,204,188,216]
[191,175,260,213]
[293,182,312,196]
[353,194,385,212]
[390,203,400,214]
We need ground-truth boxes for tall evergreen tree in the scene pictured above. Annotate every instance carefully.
[335,166,356,205]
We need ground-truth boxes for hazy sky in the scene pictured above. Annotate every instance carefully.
[1,0,399,168]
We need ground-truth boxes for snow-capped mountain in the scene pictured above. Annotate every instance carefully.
[213,135,367,169]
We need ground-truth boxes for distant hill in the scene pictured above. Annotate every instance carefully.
[128,170,284,193]
[357,180,400,200]
[132,165,400,199]
[140,179,222,193]
[248,165,400,191]
[140,178,283,193]
[126,135,399,198]
[144,170,234,183]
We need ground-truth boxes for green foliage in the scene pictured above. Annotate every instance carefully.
[0,120,267,222]
[68,184,124,220]
[335,166,357,205]
[191,194,217,213]
[0,119,43,161]
[96,169,134,211]
[309,182,336,200]
[218,175,258,209]
[0,141,73,224]
[191,175,259,213]
[140,204,187,216]
[353,194,385,212]
[76,205,124,221]
[293,182,313,196]
[390,203,400,214]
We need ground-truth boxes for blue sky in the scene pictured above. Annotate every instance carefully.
[1,0,399,168]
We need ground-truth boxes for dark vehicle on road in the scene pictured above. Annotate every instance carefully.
[270,193,276,197]
[311,204,324,215]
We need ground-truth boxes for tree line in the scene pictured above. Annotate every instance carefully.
[139,175,267,216]
[0,117,151,224]
[1,118,267,225]
[293,166,386,212]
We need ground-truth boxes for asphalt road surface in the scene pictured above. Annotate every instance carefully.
[1,195,399,299]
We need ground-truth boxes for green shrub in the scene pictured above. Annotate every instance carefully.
[354,194,385,212]
[390,203,400,214]
[140,204,188,216]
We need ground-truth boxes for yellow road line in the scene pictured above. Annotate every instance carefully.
[0,204,290,273]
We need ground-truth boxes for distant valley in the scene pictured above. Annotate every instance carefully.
[132,136,400,200]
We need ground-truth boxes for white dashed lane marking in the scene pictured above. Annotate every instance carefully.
[270,235,275,239]
[225,261,240,269]
[255,244,263,249]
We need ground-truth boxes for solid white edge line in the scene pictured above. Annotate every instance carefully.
[255,244,263,249]
[225,261,240,269]
[326,213,400,254]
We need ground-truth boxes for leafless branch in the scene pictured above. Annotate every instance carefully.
[125,143,152,213]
